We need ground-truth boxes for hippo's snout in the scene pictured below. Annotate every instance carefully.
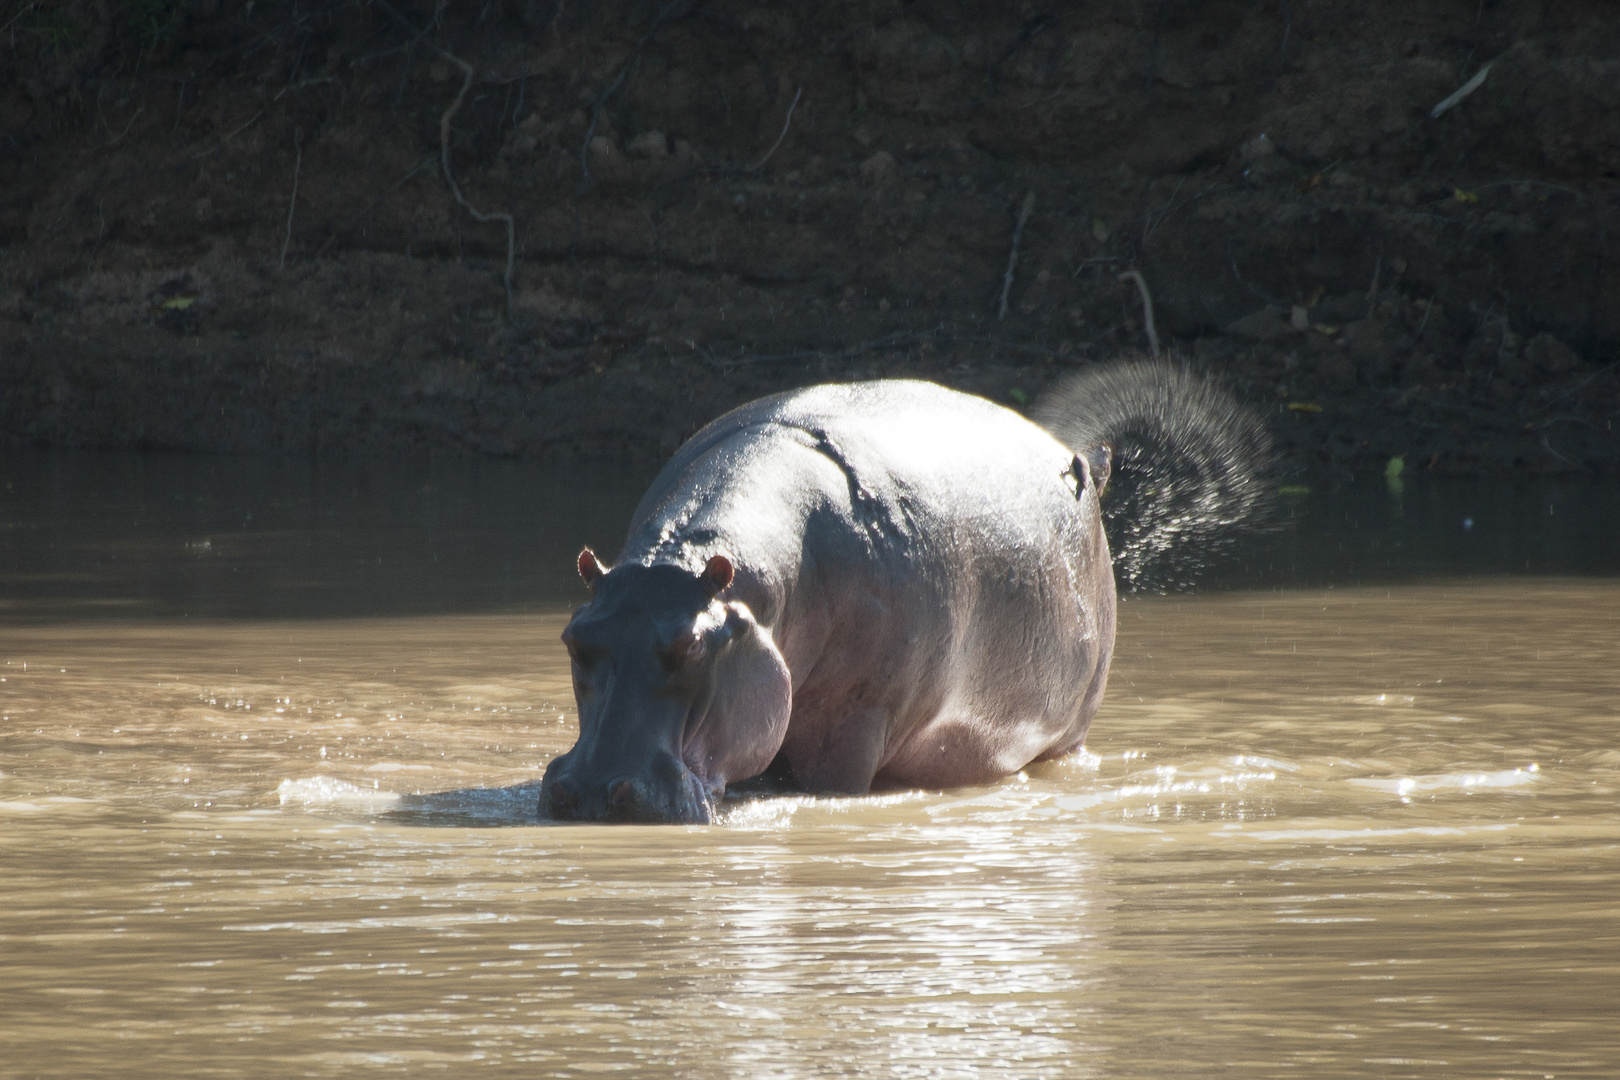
[540,752,714,824]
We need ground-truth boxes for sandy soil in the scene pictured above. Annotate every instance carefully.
[2,0,1615,477]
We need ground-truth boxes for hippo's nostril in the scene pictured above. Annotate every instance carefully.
[546,777,580,817]
[608,778,637,809]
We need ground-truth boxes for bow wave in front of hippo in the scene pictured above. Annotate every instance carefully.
[540,361,1271,823]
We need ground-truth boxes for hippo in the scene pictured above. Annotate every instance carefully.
[541,364,1268,823]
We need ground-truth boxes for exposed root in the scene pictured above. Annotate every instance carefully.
[998,191,1035,321]
[439,55,516,319]
[378,0,516,319]
[1117,269,1160,359]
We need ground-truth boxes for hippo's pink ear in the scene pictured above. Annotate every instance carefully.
[699,554,734,596]
[577,547,608,587]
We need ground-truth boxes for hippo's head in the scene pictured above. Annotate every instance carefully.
[539,547,792,824]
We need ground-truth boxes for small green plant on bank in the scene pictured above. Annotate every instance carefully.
[123,0,178,54]
[9,1,86,54]
[1,0,179,60]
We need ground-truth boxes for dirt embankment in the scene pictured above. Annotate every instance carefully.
[2,0,1616,477]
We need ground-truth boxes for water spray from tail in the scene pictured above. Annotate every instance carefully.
[1034,359,1274,591]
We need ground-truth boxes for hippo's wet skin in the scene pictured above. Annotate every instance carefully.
[540,379,1118,823]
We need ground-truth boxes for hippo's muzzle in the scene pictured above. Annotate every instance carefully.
[539,748,718,824]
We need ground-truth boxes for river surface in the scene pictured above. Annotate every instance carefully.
[2,453,1618,1078]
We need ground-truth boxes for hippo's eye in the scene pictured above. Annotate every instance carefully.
[665,631,706,670]
[565,641,601,668]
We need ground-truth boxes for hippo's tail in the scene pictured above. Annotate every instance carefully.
[1033,359,1273,591]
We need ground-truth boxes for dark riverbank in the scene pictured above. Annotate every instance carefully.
[2,1,1616,477]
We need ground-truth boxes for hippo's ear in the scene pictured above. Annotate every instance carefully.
[1083,443,1113,495]
[698,554,734,596]
[577,546,608,587]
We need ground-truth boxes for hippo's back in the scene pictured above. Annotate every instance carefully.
[640,380,1076,525]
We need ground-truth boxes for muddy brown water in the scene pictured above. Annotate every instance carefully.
[3,453,1618,1078]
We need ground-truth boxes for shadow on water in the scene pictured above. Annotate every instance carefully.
[0,449,652,620]
[4,449,1617,622]
[388,781,549,828]
[1155,470,1620,592]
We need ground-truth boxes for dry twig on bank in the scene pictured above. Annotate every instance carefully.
[85,105,145,154]
[1415,294,1437,338]
[1430,63,1491,119]
[439,54,516,317]
[1118,269,1160,358]
[750,85,803,171]
[377,0,517,319]
[184,108,262,160]
[1142,175,1186,243]
[280,133,301,269]
[998,191,1036,321]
